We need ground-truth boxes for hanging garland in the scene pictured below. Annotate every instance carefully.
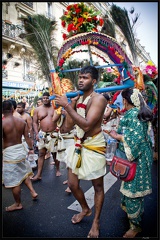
[56,36,134,80]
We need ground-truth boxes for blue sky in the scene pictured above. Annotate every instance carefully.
[108,2,158,66]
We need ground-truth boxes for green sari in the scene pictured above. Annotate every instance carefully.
[116,107,153,230]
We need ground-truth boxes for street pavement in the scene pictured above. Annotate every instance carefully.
[2,157,158,238]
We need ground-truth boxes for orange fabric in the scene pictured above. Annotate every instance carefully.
[50,72,74,110]
[133,67,145,90]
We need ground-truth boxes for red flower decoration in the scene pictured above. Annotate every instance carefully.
[87,17,92,22]
[67,23,74,32]
[99,18,104,26]
[93,16,98,21]
[61,21,66,27]
[62,33,67,40]
[59,59,65,67]
[67,5,72,10]
[78,17,84,23]
[75,8,81,13]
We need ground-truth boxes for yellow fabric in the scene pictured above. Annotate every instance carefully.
[66,131,106,180]
[83,145,106,155]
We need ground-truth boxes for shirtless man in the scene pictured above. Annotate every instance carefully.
[31,92,60,181]
[2,100,38,212]
[55,66,107,238]
[36,97,43,107]
[10,99,22,118]
[17,101,34,141]
[52,104,76,193]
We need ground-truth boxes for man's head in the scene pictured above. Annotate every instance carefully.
[80,66,99,81]
[22,97,27,103]
[2,100,13,114]
[37,97,43,107]
[16,102,26,114]
[78,66,99,91]
[10,99,17,110]
[42,92,51,106]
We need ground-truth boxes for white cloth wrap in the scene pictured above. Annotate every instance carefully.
[37,130,58,153]
[66,131,106,180]
[3,144,33,188]
[56,130,75,163]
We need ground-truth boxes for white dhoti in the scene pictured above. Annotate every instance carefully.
[37,130,59,153]
[3,144,33,188]
[66,131,106,180]
[56,130,75,163]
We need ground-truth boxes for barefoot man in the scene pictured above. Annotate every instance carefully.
[31,92,60,181]
[52,104,76,193]
[2,100,38,212]
[55,66,107,238]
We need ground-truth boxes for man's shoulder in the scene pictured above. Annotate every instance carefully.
[92,92,106,102]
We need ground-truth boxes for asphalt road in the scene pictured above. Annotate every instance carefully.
[2,157,158,239]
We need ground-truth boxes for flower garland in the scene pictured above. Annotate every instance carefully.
[60,2,104,40]
[130,88,140,109]
[76,95,92,138]
[56,39,131,77]
[74,94,92,168]
[141,61,158,80]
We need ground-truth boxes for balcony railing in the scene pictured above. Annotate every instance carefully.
[2,20,25,40]
[23,74,36,82]
[2,69,8,80]
[21,2,33,8]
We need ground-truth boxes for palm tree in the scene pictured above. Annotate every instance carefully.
[110,4,138,65]
[19,14,59,87]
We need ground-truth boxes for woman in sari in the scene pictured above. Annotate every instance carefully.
[108,88,153,238]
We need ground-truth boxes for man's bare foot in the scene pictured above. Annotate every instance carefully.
[63,180,68,185]
[71,209,92,224]
[87,222,100,238]
[65,187,71,193]
[123,228,140,238]
[31,175,42,182]
[30,191,38,200]
[56,171,62,177]
[50,161,55,165]
[6,203,23,212]
[29,173,34,179]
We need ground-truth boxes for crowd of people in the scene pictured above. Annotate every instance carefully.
[2,66,158,238]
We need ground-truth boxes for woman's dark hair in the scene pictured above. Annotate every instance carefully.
[80,66,99,81]
[103,93,110,101]
[121,88,153,122]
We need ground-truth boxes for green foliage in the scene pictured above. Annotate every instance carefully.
[102,72,117,82]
